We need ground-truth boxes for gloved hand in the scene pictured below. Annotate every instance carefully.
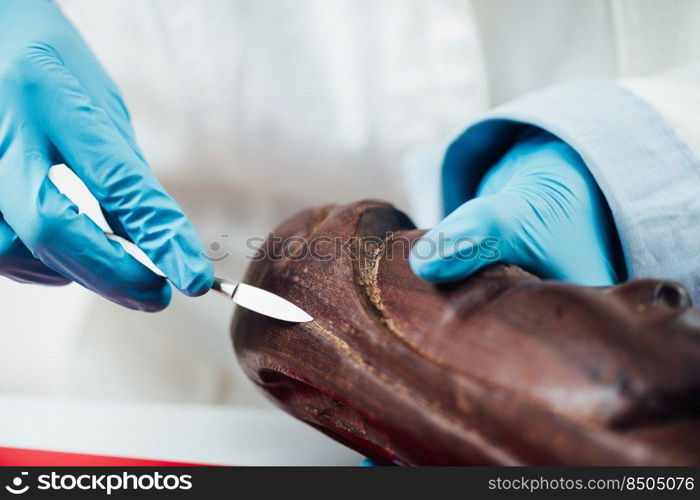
[0,0,213,311]
[411,128,622,285]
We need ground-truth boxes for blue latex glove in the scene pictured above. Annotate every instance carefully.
[411,128,622,285]
[0,0,213,311]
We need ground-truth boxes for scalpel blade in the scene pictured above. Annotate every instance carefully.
[212,277,313,323]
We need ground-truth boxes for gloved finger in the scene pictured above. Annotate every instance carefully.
[0,215,71,286]
[0,145,172,312]
[413,190,618,286]
[524,224,618,286]
[73,64,148,166]
[25,46,213,296]
[410,196,511,283]
[543,253,617,286]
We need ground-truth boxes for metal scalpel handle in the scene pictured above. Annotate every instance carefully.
[211,277,239,300]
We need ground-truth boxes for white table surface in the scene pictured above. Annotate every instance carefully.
[0,394,361,466]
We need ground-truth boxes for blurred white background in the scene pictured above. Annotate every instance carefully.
[1,0,698,456]
[0,0,487,407]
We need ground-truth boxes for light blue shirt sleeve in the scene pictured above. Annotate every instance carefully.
[441,81,700,301]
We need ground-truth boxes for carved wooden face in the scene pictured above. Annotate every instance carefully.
[232,201,700,465]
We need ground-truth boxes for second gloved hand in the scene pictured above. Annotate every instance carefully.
[411,128,622,285]
[0,0,213,310]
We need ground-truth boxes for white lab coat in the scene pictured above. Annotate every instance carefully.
[1,0,699,406]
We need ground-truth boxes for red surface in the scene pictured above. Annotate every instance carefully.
[0,446,206,467]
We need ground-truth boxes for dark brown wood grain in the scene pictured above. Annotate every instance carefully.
[231,200,700,465]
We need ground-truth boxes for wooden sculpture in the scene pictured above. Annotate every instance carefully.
[231,200,700,465]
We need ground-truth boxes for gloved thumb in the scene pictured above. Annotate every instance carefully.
[410,196,510,283]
